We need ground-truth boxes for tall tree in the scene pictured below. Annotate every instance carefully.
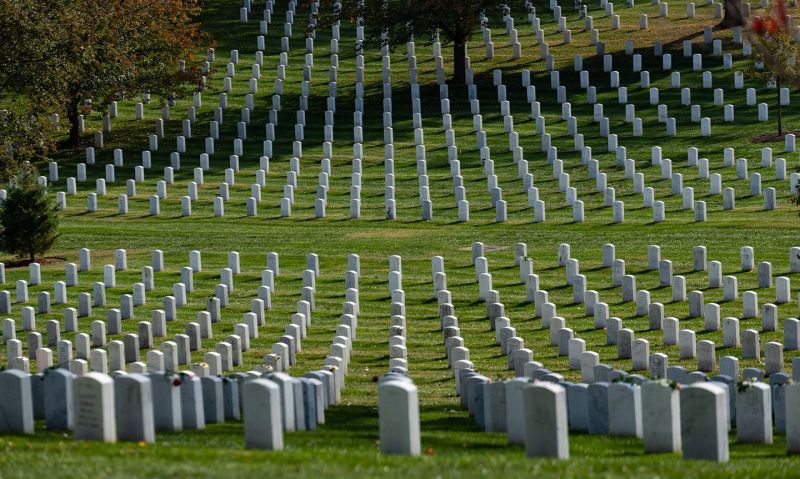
[320,0,503,84]
[0,0,211,146]
[0,164,59,263]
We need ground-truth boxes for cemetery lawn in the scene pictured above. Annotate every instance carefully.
[2,0,800,476]
[0,221,799,477]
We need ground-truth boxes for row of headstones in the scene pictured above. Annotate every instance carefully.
[66,0,318,215]
[589,61,781,107]
[298,252,362,383]
[480,0,739,78]
[15,240,796,378]
[61,0,732,146]
[404,41,632,222]
[464,229,800,455]
[380,253,420,455]
[56,0,740,174]
[569,243,797,312]
[67,151,789,220]
[532,280,798,378]
[0,248,279,299]
[59,11,768,223]
[453,241,800,380]
[169,1,345,219]
[526,70,783,220]
[53,0,700,225]
[3,284,263,373]
[477,76,546,222]
[78,22,760,178]
[523,29,777,174]
[472,239,800,317]
[385,256,411,369]
[80,131,393,218]
[342,32,468,220]
[42,31,788,226]
[0,251,344,377]
[4,254,358,381]
[77,0,296,146]
[0,248,271,334]
[506,35,780,198]
[457,368,800,461]
[380,255,420,455]
[78,0,740,223]
[0,249,353,318]
[476,248,591,377]
[456,61,781,225]
[74,120,777,222]
[243,0,371,220]
[430,253,535,378]
[0,366,339,452]
[402,62,470,221]
[77,0,296,138]
[479,241,800,371]
[479,76,560,223]
[372,44,444,220]
[157,1,305,214]
[4,276,307,377]
[536,43,795,213]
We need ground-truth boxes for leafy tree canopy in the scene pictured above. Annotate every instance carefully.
[0,0,211,146]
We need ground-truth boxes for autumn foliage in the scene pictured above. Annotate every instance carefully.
[0,0,212,147]
[747,0,796,78]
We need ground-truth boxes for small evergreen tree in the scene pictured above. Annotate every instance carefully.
[0,165,59,262]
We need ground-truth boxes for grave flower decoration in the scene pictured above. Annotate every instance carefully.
[653,378,677,389]
[737,378,758,392]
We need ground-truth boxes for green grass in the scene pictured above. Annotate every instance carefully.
[1,0,800,476]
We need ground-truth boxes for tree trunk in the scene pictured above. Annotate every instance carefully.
[29,251,35,263]
[66,99,81,146]
[778,76,783,136]
[717,0,746,29]
[453,42,466,85]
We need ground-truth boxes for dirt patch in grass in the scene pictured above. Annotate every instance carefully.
[751,130,800,143]
[3,257,67,269]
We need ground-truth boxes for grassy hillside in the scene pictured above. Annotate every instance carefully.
[1,0,799,476]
